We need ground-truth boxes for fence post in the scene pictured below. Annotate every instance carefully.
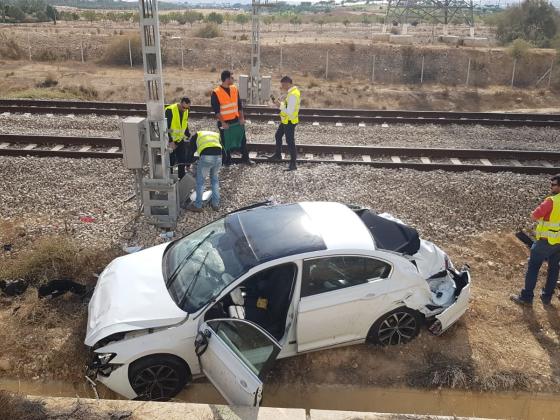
[371,55,376,83]
[180,38,184,69]
[128,39,133,67]
[548,60,554,89]
[420,55,425,84]
[280,47,283,74]
[466,58,471,86]
[80,39,84,63]
[325,51,329,80]
[511,58,517,88]
[27,32,32,61]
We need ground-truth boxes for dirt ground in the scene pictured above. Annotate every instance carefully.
[2,60,560,112]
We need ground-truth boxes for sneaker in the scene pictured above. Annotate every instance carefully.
[187,206,203,213]
[510,294,532,305]
[267,154,282,161]
[285,163,297,171]
[211,204,220,211]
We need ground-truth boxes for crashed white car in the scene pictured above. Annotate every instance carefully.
[85,202,470,404]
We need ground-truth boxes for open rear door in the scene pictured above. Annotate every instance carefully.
[195,318,281,407]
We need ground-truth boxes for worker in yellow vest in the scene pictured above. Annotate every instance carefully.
[165,97,191,179]
[185,130,223,212]
[268,76,300,171]
[211,70,253,166]
[511,174,560,305]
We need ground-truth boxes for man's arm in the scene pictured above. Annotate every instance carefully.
[531,198,553,221]
[238,96,245,124]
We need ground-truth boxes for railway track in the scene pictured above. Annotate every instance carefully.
[1,99,560,127]
[1,134,559,174]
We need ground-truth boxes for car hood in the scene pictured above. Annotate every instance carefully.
[85,243,187,347]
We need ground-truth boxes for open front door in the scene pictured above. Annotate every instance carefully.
[195,318,281,407]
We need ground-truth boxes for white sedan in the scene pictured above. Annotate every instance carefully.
[85,201,470,405]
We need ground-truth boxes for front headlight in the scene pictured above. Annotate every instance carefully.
[95,352,116,366]
[90,352,120,378]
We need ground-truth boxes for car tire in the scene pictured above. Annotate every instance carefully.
[129,354,191,401]
[367,307,422,346]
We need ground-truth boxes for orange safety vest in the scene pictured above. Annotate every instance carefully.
[213,85,239,121]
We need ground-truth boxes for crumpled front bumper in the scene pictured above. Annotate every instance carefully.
[86,352,138,399]
[429,269,471,335]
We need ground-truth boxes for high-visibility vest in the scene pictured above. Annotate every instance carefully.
[165,103,189,143]
[280,86,301,125]
[196,131,222,155]
[214,85,239,121]
[535,194,560,245]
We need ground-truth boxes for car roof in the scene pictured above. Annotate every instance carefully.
[232,202,373,263]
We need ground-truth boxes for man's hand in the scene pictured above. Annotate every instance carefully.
[222,122,230,130]
[239,118,245,126]
[168,142,176,151]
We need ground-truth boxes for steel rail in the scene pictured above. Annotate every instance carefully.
[2,99,560,127]
[1,134,559,174]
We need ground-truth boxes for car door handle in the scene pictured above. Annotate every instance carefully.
[361,293,377,300]
[239,379,248,388]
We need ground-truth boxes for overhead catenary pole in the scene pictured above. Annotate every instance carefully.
[27,32,31,61]
[180,37,184,69]
[80,39,84,63]
[420,55,425,84]
[128,38,133,67]
[371,55,376,83]
[280,47,283,75]
[466,58,471,86]
[548,60,554,89]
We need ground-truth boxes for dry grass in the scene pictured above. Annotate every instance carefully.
[194,23,223,39]
[99,34,142,66]
[0,391,46,420]
[0,34,23,60]
[0,234,120,287]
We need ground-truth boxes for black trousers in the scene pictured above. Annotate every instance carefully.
[170,140,187,179]
[274,122,297,163]
[218,122,250,165]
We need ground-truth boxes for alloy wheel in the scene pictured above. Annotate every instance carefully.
[132,364,181,400]
[377,311,418,345]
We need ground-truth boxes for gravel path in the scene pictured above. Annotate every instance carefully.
[0,113,558,151]
[0,156,547,250]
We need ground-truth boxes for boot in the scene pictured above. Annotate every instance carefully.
[267,154,282,161]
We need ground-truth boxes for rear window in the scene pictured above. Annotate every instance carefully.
[355,209,420,255]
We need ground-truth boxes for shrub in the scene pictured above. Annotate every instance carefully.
[240,34,248,41]
[194,23,222,39]
[0,34,22,60]
[99,34,142,66]
[36,74,58,88]
[509,38,532,60]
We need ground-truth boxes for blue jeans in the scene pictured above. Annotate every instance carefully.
[521,239,560,302]
[195,155,222,208]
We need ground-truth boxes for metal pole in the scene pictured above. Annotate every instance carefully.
[511,58,516,88]
[280,47,283,74]
[420,55,425,84]
[466,58,471,86]
[325,51,329,80]
[80,39,84,63]
[371,55,376,83]
[129,38,133,67]
[548,60,554,89]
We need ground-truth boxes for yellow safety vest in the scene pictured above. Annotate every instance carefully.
[165,103,189,143]
[196,131,222,155]
[535,194,560,245]
[280,86,301,125]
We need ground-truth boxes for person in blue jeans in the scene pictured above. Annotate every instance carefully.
[511,174,560,306]
[185,131,223,212]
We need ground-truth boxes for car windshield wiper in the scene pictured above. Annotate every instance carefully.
[178,250,210,310]
[166,230,215,288]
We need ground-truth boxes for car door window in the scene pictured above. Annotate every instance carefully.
[206,319,280,379]
[301,256,391,297]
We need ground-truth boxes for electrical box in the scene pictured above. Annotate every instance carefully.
[260,76,271,102]
[120,117,146,169]
[238,75,249,100]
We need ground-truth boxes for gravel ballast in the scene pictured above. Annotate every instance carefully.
[0,155,548,249]
[0,113,559,151]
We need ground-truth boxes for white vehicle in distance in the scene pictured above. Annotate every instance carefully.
[85,201,470,405]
